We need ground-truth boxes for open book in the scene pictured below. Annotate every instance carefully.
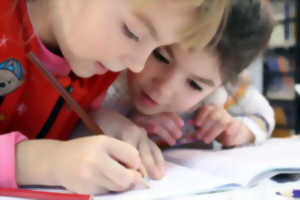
[96,138,300,200]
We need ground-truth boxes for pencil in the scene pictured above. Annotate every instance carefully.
[276,189,300,198]
[27,51,149,187]
[0,188,92,200]
[27,51,104,136]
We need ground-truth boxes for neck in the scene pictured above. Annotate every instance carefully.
[27,0,58,51]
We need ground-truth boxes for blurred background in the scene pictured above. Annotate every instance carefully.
[248,0,299,137]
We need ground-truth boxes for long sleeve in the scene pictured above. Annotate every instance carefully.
[0,132,27,188]
[224,74,275,145]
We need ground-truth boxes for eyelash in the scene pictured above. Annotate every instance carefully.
[152,50,201,91]
[188,80,202,91]
[123,24,139,41]
[153,48,170,64]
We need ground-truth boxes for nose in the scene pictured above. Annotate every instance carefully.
[152,70,177,99]
[123,47,153,73]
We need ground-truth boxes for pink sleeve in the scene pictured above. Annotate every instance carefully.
[0,132,28,188]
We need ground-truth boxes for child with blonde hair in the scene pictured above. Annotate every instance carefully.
[0,0,229,195]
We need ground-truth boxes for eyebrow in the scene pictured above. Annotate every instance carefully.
[165,47,215,87]
[194,76,215,87]
[133,12,158,40]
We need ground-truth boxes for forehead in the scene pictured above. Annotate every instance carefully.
[130,0,197,44]
[173,45,222,84]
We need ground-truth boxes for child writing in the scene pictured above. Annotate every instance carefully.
[94,0,274,175]
[0,0,230,195]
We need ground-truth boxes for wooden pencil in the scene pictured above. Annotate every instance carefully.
[27,51,104,136]
[27,51,149,187]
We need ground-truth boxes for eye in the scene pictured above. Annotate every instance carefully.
[123,24,139,41]
[153,48,170,64]
[188,80,202,91]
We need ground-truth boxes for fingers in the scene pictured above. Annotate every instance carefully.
[162,113,183,139]
[105,137,141,170]
[100,138,149,192]
[153,126,177,146]
[166,112,184,128]
[139,139,165,180]
[217,120,242,147]
[131,112,184,146]
[195,106,214,126]
[201,122,229,144]
[149,140,166,177]
[218,121,255,147]
[101,154,144,192]
[193,105,233,144]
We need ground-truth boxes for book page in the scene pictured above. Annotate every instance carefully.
[163,138,300,186]
[95,161,228,200]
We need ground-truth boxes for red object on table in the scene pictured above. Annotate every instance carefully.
[0,188,92,200]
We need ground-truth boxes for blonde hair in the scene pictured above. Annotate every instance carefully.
[135,0,231,51]
[18,0,229,51]
[178,0,231,51]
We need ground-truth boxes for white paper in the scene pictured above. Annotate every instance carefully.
[163,138,300,186]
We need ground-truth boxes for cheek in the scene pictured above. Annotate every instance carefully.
[169,95,204,113]
[68,27,124,60]
[62,14,126,60]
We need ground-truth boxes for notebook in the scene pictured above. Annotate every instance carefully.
[7,138,299,200]
[96,138,300,200]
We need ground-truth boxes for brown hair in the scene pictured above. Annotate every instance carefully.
[213,0,274,83]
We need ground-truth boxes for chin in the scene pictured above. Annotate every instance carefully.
[71,67,94,78]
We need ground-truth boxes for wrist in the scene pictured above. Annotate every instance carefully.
[15,139,63,187]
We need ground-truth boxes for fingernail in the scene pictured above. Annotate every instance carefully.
[135,178,149,190]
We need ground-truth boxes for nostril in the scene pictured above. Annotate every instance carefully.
[0,82,6,88]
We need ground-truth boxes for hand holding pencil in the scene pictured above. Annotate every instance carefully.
[23,52,148,195]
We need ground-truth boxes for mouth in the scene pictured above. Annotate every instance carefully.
[139,90,159,107]
[94,61,108,75]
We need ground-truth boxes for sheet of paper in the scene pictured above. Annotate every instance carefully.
[95,161,228,200]
[163,138,300,186]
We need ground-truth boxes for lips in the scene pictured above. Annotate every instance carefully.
[94,61,108,74]
[139,90,159,107]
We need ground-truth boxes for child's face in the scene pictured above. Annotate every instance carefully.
[50,0,196,77]
[128,45,223,115]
